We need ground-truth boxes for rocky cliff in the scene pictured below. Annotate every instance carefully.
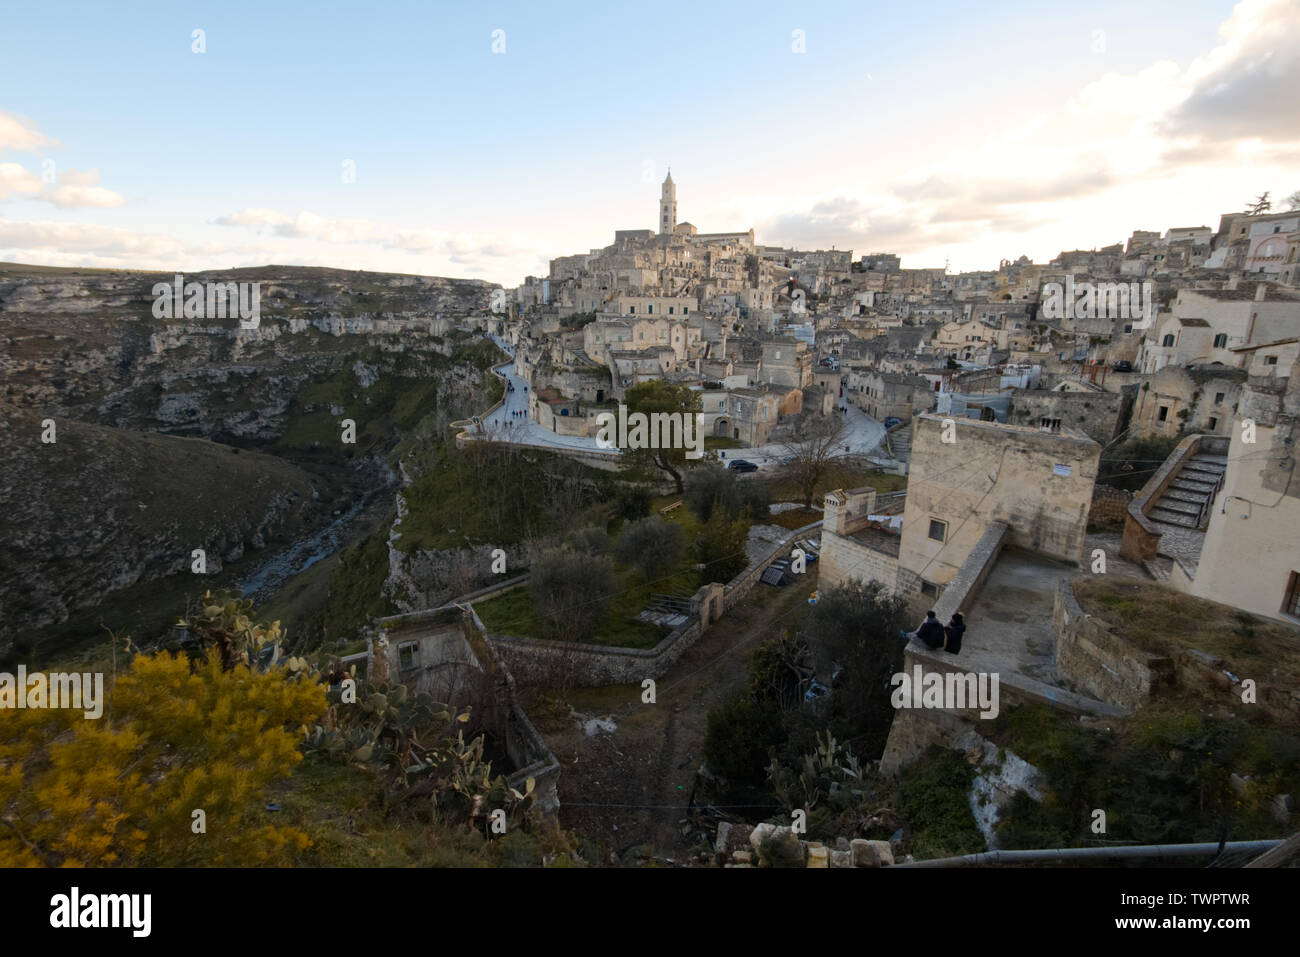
[0,262,503,662]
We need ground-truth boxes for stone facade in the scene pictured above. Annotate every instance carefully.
[1053,580,1175,710]
[896,415,1100,593]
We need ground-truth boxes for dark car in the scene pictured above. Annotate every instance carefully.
[728,459,759,472]
[884,416,902,428]
[1112,360,1133,372]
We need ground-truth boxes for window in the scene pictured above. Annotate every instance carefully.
[647,304,654,314]
[629,306,635,314]
[920,581,939,598]
[1039,417,1061,432]
[1213,334,1228,348]
[1215,392,1225,404]
[398,641,420,672]
[1123,324,1133,334]
[1158,406,1169,422]
[668,307,674,315]
[1284,572,1300,620]
[1208,417,1218,430]
[1266,355,1279,365]
[928,519,947,543]
[1162,334,1175,347]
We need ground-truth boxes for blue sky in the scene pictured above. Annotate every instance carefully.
[1,0,1296,284]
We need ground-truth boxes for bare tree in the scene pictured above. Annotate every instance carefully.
[1286,189,1300,212]
[1247,192,1272,215]
[780,411,851,508]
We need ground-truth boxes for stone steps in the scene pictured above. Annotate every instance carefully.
[1143,556,1173,582]
[1149,449,1226,531]
[1150,506,1201,528]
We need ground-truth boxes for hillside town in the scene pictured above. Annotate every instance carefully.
[480,173,1300,631]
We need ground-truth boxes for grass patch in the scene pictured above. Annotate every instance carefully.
[988,701,1300,849]
[1072,577,1300,687]
[897,746,985,860]
[760,463,906,504]
[764,507,823,531]
[704,436,744,450]
[476,500,707,649]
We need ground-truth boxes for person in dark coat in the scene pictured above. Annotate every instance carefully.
[944,613,965,655]
[902,611,946,649]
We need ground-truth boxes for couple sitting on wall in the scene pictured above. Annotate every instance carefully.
[901,611,965,655]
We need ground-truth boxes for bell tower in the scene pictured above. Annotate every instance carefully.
[660,169,677,235]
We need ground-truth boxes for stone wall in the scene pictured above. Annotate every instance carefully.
[1007,387,1127,445]
[370,605,562,813]
[1053,579,1175,710]
[818,531,900,592]
[933,522,1007,620]
[1088,483,1132,527]
[898,415,1100,584]
[471,522,821,687]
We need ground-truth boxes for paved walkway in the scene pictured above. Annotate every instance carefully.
[957,550,1072,687]
[476,333,887,467]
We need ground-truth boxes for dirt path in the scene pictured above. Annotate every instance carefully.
[526,569,819,863]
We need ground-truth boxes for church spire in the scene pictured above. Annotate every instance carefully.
[659,168,677,235]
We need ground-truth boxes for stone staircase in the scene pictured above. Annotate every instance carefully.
[887,422,913,464]
[1148,452,1228,529]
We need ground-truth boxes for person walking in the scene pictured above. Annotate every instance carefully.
[943,613,965,655]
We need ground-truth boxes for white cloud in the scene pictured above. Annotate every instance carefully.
[0,162,43,200]
[0,111,58,152]
[212,207,293,228]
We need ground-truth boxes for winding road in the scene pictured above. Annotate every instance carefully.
[476,333,889,467]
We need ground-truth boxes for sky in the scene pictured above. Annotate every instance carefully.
[0,0,1297,286]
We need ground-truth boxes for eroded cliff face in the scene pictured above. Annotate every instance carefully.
[0,263,503,661]
[0,264,497,439]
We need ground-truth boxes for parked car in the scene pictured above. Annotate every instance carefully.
[728,459,759,472]
[884,416,902,428]
[1112,360,1133,372]
[778,454,796,466]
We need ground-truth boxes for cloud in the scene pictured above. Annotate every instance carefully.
[0,112,58,152]
[0,161,124,207]
[42,169,125,208]
[1163,0,1300,144]
[271,211,378,243]
[213,208,293,228]
[0,162,43,200]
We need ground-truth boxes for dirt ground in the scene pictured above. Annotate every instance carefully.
[522,568,820,865]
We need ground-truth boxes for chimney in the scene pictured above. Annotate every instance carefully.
[1255,283,1267,302]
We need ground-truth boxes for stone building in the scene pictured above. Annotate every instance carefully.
[1183,355,1300,624]
[1130,364,1246,440]
[819,415,1100,601]
[1007,381,1133,445]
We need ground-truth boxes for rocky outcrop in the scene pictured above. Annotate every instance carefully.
[0,264,498,440]
[0,412,327,660]
[0,263,504,660]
